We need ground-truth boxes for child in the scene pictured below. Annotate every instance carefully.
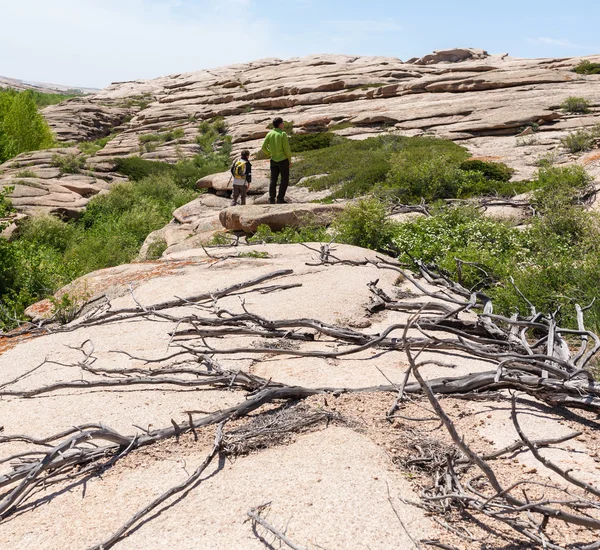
[230,149,252,206]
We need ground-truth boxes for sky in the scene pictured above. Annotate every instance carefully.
[1,0,600,89]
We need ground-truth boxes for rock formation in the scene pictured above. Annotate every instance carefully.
[2,243,600,549]
[1,48,599,236]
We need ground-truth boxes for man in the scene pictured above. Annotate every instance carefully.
[261,117,292,204]
[230,149,252,206]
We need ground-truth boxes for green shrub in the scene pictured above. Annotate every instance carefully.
[51,152,86,174]
[0,186,15,218]
[120,94,153,110]
[291,134,521,201]
[333,198,395,251]
[0,89,55,162]
[28,90,83,108]
[238,250,270,259]
[573,60,600,75]
[139,128,185,152]
[78,133,116,155]
[146,238,168,259]
[561,96,591,114]
[15,169,37,178]
[0,172,198,329]
[196,118,227,152]
[49,292,86,324]
[458,159,513,182]
[294,135,413,198]
[248,224,328,244]
[115,137,231,189]
[17,214,79,253]
[560,127,598,153]
[392,205,531,286]
[532,165,592,212]
[290,132,335,153]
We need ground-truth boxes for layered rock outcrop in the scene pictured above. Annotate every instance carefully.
[2,48,600,237]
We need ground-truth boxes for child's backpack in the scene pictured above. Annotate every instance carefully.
[231,159,247,178]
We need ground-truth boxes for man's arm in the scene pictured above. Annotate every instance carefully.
[283,132,292,164]
[261,133,271,158]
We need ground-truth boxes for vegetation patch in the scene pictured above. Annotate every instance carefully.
[51,152,86,174]
[561,125,600,153]
[290,132,336,153]
[573,60,600,75]
[248,224,329,244]
[15,169,37,178]
[139,128,185,152]
[28,90,84,108]
[561,96,591,114]
[0,89,55,163]
[0,174,196,329]
[293,135,524,201]
[196,118,227,152]
[78,133,116,156]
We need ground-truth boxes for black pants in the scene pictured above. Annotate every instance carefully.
[269,159,289,203]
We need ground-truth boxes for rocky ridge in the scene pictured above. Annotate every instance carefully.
[2,48,600,249]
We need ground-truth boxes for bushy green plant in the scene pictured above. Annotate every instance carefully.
[238,250,270,259]
[458,159,513,182]
[293,135,402,198]
[15,169,37,178]
[332,198,395,251]
[120,94,153,110]
[392,205,531,287]
[51,152,86,174]
[573,60,600,75]
[248,224,328,244]
[0,186,14,218]
[532,165,592,213]
[290,132,335,153]
[0,173,197,329]
[291,135,526,201]
[78,133,116,155]
[49,292,85,324]
[196,118,227,152]
[139,128,185,152]
[560,126,599,153]
[561,96,591,114]
[145,238,168,260]
[0,89,55,162]
[17,214,79,252]
[27,90,83,108]
[115,135,231,189]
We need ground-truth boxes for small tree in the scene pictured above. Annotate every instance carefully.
[0,90,55,162]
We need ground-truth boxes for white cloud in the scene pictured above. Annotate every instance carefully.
[0,0,275,88]
[527,36,590,49]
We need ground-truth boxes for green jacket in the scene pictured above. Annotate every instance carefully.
[261,128,292,163]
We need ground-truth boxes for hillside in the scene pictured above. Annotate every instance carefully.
[0,74,97,95]
[1,48,600,221]
[2,48,600,549]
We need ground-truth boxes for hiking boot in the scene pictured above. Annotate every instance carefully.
[276,199,288,204]
[269,198,276,204]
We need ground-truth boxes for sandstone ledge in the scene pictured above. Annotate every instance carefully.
[219,203,345,232]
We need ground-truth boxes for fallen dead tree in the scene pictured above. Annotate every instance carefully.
[1,255,599,548]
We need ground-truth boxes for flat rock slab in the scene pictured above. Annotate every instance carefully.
[219,203,345,232]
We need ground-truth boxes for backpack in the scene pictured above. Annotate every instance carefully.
[231,159,247,179]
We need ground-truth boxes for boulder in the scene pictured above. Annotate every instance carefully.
[409,48,489,65]
[219,203,345,232]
